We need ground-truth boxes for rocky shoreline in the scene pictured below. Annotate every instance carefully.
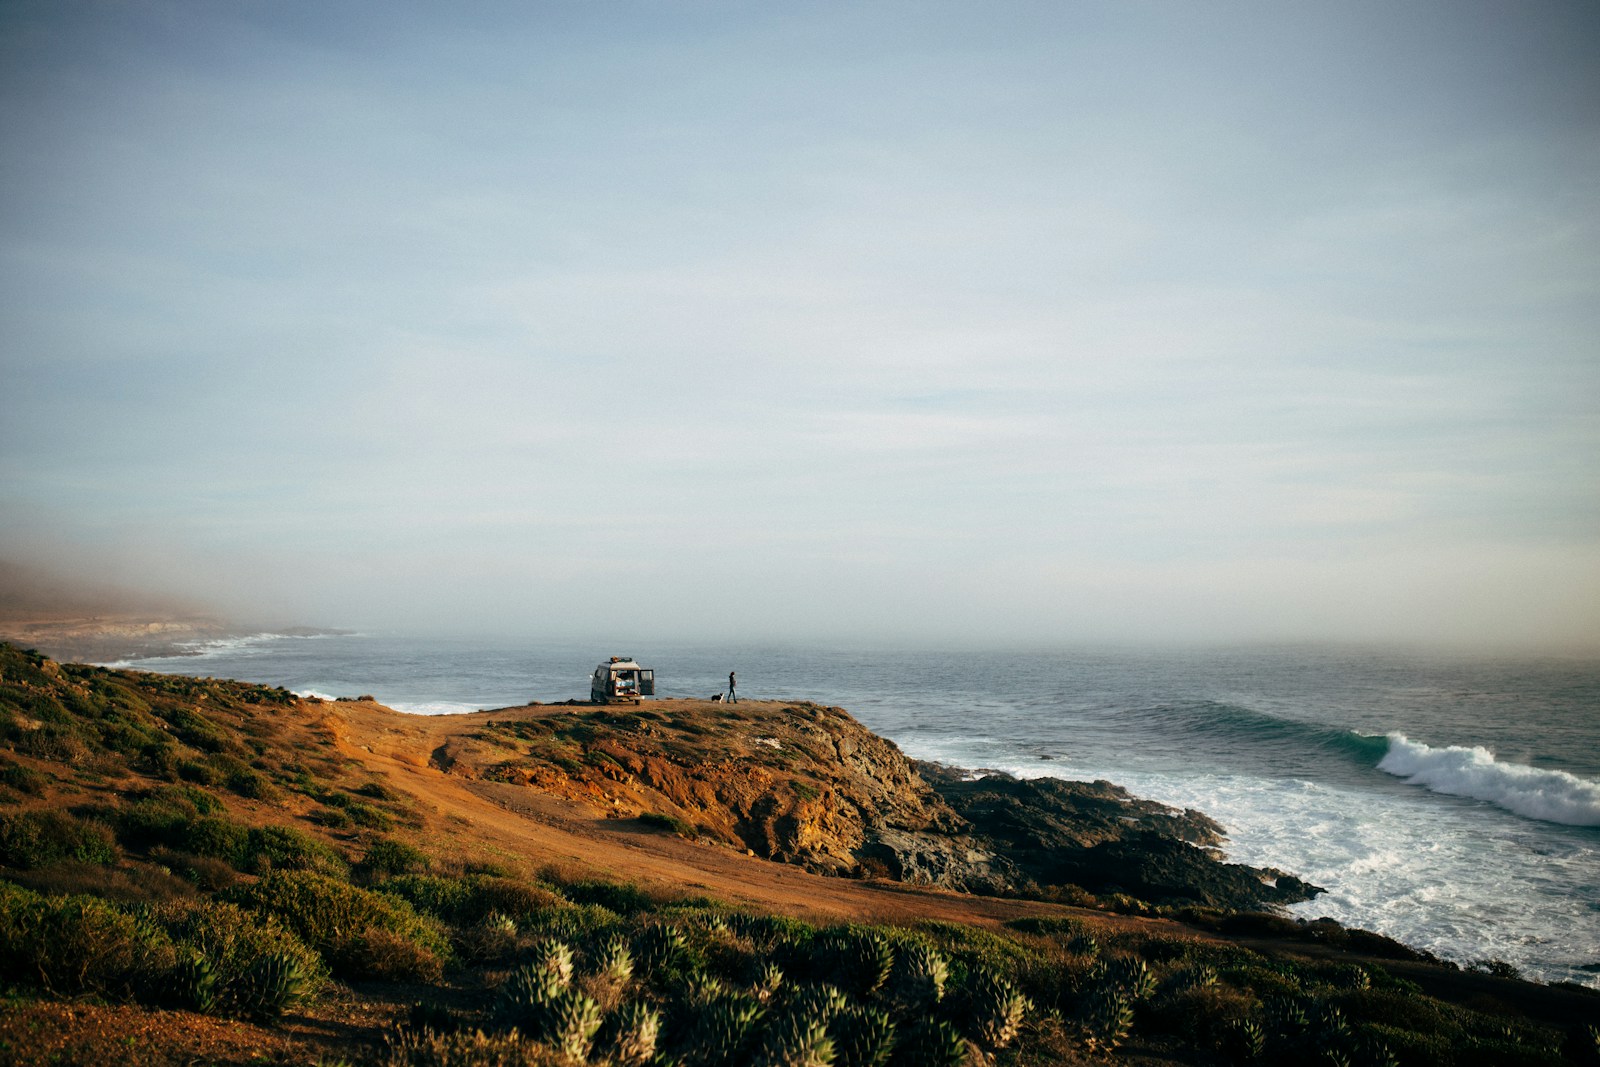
[433,696,1323,913]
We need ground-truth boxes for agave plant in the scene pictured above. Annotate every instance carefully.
[591,935,635,984]
[964,971,1031,1050]
[687,992,766,1066]
[172,948,219,1014]
[1077,986,1134,1055]
[831,1004,896,1067]
[888,1019,966,1067]
[604,1001,662,1067]
[635,923,689,976]
[530,939,576,986]
[816,930,895,997]
[235,950,314,1019]
[1098,955,1157,1002]
[751,961,785,1004]
[888,944,948,1009]
[751,1012,837,1067]
[544,989,604,1061]
[494,961,567,1028]
[1219,1017,1266,1062]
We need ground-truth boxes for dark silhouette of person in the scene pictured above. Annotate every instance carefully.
[728,671,737,704]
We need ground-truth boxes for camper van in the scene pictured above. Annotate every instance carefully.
[591,656,655,704]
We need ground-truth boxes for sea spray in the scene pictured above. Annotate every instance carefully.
[1378,734,1600,827]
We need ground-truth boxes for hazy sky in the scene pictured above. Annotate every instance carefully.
[2,1,1597,648]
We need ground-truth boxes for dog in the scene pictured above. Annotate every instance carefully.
[709,692,724,703]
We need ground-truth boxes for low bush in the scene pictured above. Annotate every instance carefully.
[360,837,429,877]
[0,880,174,998]
[244,824,347,876]
[224,869,449,981]
[0,808,117,868]
[156,899,324,1017]
[0,760,47,796]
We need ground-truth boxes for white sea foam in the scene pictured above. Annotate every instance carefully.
[1378,734,1600,827]
[902,738,1600,989]
[389,700,491,716]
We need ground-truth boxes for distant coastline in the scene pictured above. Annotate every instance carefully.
[0,612,349,665]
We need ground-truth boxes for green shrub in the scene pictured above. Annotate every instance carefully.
[244,824,347,875]
[0,761,47,796]
[0,808,117,868]
[361,837,430,876]
[156,899,325,1016]
[224,869,449,981]
[0,881,174,998]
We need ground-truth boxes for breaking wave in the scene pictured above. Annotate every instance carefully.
[1378,734,1600,827]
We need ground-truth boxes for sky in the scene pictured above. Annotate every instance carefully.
[1,1,1597,649]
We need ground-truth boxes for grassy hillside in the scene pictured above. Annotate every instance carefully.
[1,642,1595,1066]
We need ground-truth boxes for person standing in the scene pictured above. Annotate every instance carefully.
[728,671,737,704]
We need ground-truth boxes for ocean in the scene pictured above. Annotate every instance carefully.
[103,633,1600,988]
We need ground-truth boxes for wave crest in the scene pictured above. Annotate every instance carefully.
[1378,734,1600,827]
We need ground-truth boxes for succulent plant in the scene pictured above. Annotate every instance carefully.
[751,1012,837,1067]
[888,944,948,1009]
[816,930,894,997]
[679,968,727,1005]
[173,948,219,1014]
[831,1004,896,1067]
[635,923,689,975]
[591,935,635,984]
[494,961,567,1028]
[751,961,785,1004]
[1067,932,1099,959]
[888,1019,967,1067]
[1098,955,1156,1001]
[1164,963,1218,995]
[964,971,1030,1050]
[1077,986,1134,1054]
[235,950,314,1019]
[605,1001,662,1067]
[688,993,766,1066]
[544,989,604,1060]
[1220,1017,1266,1062]
[530,939,576,986]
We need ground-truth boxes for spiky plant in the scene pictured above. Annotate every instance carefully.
[635,923,689,976]
[888,1019,967,1067]
[964,972,1030,1050]
[831,1004,896,1067]
[1077,987,1134,1055]
[605,1001,662,1067]
[172,949,219,1014]
[751,961,785,1004]
[1067,932,1099,958]
[786,983,849,1021]
[235,950,314,1019]
[817,931,894,997]
[751,1012,837,1067]
[889,944,948,1009]
[1219,1017,1266,1062]
[591,935,635,984]
[680,968,727,1005]
[545,989,604,1061]
[1264,996,1309,1037]
[1164,964,1218,995]
[1099,955,1156,1001]
[687,993,766,1066]
[494,961,567,1028]
[530,939,576,986]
